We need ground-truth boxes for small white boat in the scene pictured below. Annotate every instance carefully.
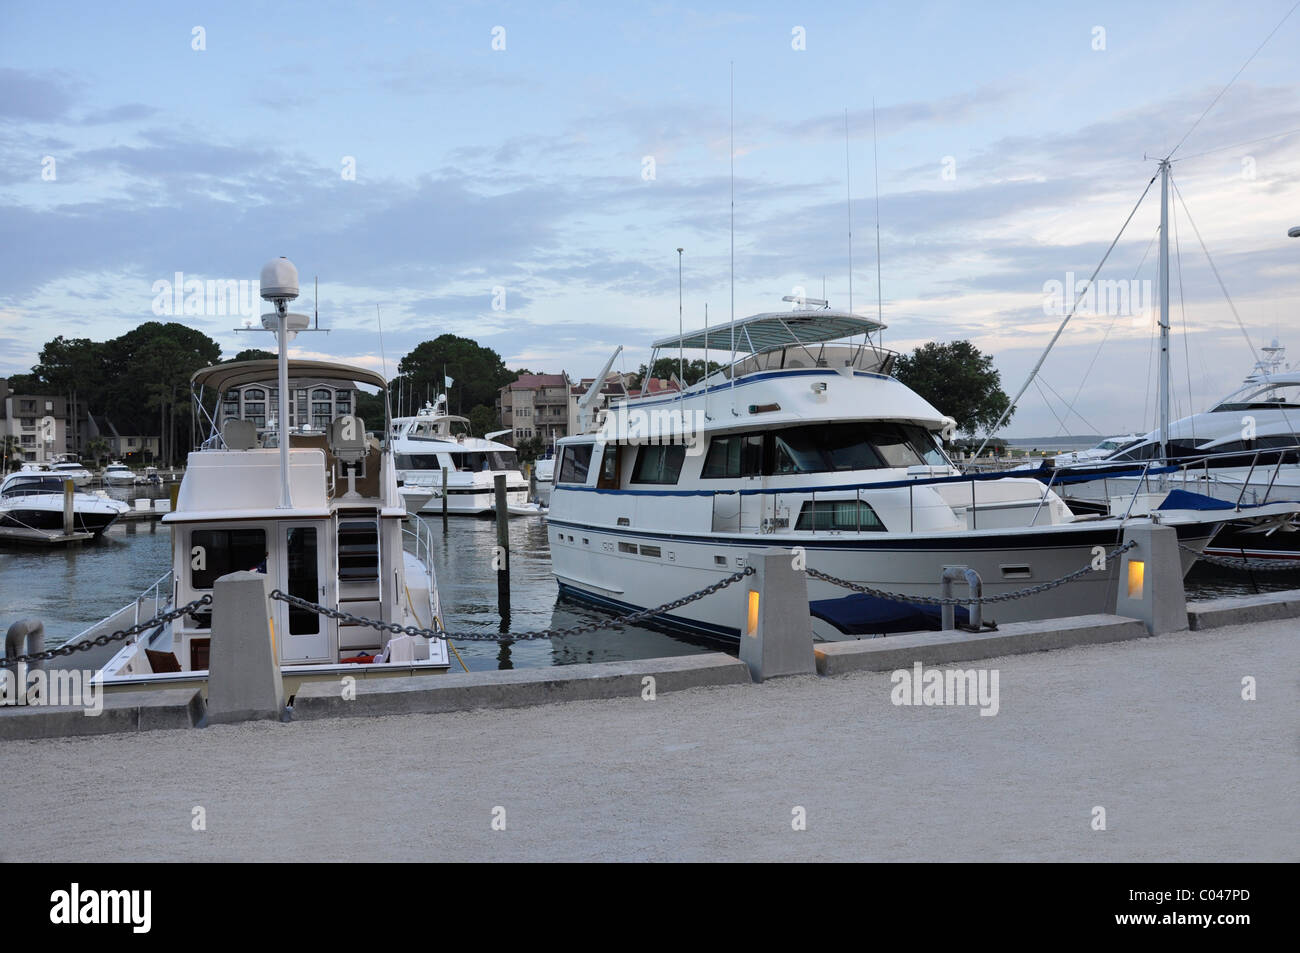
[0,471,129,542]
[47,459,92,487]
[102,461,137,486]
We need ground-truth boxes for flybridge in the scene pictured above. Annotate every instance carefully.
[651,309,885,354]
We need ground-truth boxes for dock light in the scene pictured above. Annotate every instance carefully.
[1127,559,1145,598]
[746,590,760,637]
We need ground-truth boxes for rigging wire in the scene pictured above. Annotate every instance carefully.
[1053,228,1161,439]
[1037,372,1104,436]
[1171,194,1197,444]
[1166,0,1300,159]
[974,171,1159,456]
[1174,125,1300,163]
[1168,174,1260,364]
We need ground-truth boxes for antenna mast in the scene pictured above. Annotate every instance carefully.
[873,99,883,341]
[845,108,853,313]
[729,61,737,415]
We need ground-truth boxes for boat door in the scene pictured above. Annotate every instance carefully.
[275,522,333,663]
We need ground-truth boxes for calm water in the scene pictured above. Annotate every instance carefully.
[3,491,1297,669]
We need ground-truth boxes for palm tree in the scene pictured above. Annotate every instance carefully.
[1,435,23,472]
[85,437,111,468]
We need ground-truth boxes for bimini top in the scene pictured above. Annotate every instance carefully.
[651,310,886,354]
[191,359,388,394]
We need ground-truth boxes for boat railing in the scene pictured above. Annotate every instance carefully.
[134,569,175,628]
[402,515,438,585]
[62,568,175,656]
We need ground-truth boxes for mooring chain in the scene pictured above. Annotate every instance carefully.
[0,596,213,668]
[805,540,1139,607]
[1178,542,1300,572]
[269,566,756,642]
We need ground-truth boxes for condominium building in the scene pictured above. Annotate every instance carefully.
[0,380,68,467]
[219,379,357,432]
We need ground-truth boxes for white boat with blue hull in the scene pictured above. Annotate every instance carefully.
[549,306,1234,641]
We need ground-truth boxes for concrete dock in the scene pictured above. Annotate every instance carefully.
[1,615,1294,862]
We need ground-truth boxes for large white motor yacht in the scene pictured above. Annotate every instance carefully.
[391,396,533,515]
[548,306,1244,641]
[48,458,92,487]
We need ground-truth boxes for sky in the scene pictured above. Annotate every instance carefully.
[1,0,1298,438]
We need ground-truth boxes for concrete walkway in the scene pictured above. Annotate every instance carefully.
[1,619,1295,862]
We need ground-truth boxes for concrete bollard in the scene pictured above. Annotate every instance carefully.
[206,570,285,724]
[740,549,815,681]
[1113,524,1187,635]
[4,620,45,703]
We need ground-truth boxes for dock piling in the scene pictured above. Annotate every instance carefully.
[1113,524,1187,635]
[495,472,510,620]
[63,479,74,536]
[206,571,285,724]
[740,549,815,681]
[441,466,448,527]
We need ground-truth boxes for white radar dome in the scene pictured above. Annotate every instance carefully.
[260,257,299,301]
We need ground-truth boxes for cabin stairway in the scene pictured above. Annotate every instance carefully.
[336,509,383,655]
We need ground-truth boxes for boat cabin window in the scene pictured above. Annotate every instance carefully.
[702,434,764,478]
[796,499,887,531]
[771,423,947,474]
[396,453,441,470]
[190,529,268,589]
[2,476,64,497]
[631,444,687,485]
[597,444,620,489]
[558,444,594,484]
[451,451,516,471]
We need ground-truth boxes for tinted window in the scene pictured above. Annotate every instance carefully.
[702,434,764,478]
[796,499,887,531]
[558,444,594,484]
[772,423,945,473]
[631,444,686,484]
[190,529,267,590]
[396,453,441,469]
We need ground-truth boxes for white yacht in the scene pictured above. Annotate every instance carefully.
[1052,435,1141,467]
[0,471,129,542]
[547,307,1242,641]
[102,461,136,486]
[48,458,92,487]
[70,258,450,687]
[533,452,555,507]
[391,396,534,515]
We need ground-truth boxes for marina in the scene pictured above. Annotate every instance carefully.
[2,0,1298,889]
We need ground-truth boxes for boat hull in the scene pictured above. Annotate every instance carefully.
[548,519,1217,640]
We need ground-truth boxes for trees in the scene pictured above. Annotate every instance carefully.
[633,358,724,388]
[231,348,276,362]
[468,405,500,437]
[892,341,1014,438]
[514,436,545,463]
[85,437,111,468]
[395,334,513,419]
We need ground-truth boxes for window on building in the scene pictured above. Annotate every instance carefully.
[631,444,686,485]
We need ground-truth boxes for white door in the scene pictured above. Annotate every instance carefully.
[276,523,332,662]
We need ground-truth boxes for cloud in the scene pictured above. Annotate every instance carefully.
[0,68,79,122]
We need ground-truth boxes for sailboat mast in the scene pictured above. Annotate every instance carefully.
[1158,158,1171,461]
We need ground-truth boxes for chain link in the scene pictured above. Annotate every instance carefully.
[269,565,756,642]
[1,596,212,668]
[1179,542,1300,572]
[804,540,1138,606]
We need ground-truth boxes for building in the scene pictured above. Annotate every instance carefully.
[499,373,571,446]
[567,372,632,435]
[219,379,357,433]
[0,379,68,468]
[83,414,160,464]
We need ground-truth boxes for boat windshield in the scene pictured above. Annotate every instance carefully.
[449,451,517,471]
[2,476,65,496]
[770,423,948,473]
